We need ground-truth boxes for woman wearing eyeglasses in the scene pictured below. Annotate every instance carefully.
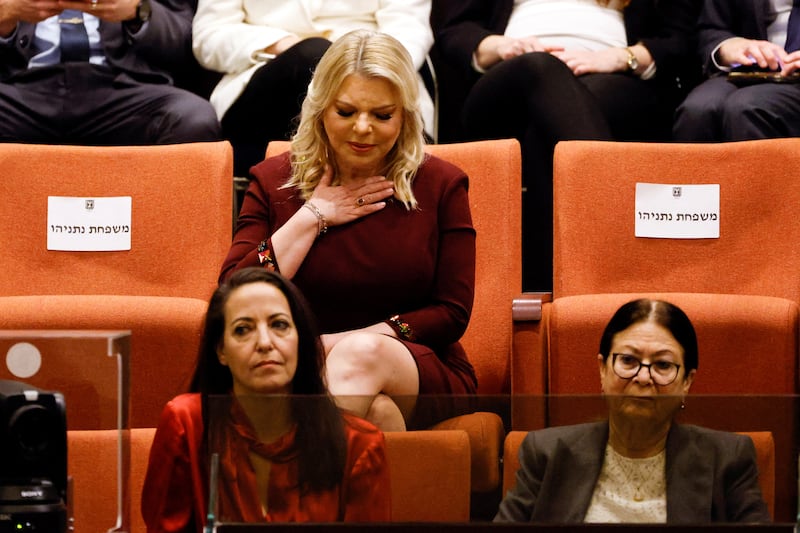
[495,298,770,524]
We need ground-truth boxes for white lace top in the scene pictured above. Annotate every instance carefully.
[505,0,627,51]
[584,444,667,523]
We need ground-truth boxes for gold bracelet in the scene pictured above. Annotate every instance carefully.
[388,314,413,340]
[302,202,328,237]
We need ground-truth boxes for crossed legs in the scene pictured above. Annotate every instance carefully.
[325,332,419,432]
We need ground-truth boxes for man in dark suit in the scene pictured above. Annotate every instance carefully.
[0,0,221,145]
[673,0,800,141]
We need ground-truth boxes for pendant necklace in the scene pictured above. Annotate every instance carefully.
[619,461,647,502]
[611,446,665,503]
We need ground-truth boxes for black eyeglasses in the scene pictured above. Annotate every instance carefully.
[611,353,681,386]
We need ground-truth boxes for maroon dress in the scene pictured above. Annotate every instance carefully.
[220,152,478,427]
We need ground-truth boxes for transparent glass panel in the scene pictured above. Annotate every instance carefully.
[0,330,131,533]
[206,394,371,526]
[192,394,800,528]
[513,394,798,524]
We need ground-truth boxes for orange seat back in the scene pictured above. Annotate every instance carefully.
[546,293,798,396]
[68,428,155,533]
[384,430,471,521]
[0,295,207,428]
[547,139,800,520]
[0,141,232,300]
[552,139,800,302]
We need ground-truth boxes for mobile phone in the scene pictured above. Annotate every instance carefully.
[727,70,800,86]
[252,51,276,62]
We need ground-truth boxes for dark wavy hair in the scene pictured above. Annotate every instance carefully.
[598,298,698,377]
[190,267,346,492]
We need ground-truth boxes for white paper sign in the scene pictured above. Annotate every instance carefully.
[47,196,132,251]
[634,183,720,239]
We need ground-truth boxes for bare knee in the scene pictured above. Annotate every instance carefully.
[365,393,406,432]
[326,332,387,383]
[325,332,419,409]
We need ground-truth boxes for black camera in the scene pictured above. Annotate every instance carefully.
[0,380,67,533]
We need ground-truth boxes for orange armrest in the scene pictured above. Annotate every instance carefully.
[512,292,552,322]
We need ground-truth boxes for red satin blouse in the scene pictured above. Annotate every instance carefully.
[141,393,392,532]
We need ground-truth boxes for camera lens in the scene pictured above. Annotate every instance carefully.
[8,405,57,462]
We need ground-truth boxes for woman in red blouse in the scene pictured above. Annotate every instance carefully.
[141,268,391,532]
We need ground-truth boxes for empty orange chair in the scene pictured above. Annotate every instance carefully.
[552,138,800,301]
[0,142,232,300]
[0,142,233,428]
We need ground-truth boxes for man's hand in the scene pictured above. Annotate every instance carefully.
[781,50,800,76]
[718,37,788,71]
[0,0,61,36]
[58,0,137,23]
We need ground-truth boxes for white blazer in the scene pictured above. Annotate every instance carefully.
[193,0,434,136]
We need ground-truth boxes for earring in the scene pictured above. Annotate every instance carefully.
[680,401,685,410]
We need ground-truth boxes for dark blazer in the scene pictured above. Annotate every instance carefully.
[496,421,770,524]
[0,0,195,84]
[696,0,774,74]
[435,0,702,96]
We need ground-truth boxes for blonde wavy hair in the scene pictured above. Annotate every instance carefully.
[285,29,426,210]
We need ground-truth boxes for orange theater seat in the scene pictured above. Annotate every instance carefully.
[542,294,797,521]
[552,138,800,301]
[67,427,165,533]
[384,430,471,521]
[0,142,232,428]
[0,142,232,301]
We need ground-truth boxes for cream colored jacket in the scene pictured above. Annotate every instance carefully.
[193,0,434,136]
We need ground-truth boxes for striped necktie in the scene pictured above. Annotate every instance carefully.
[786,0,800,53]
[59,10,90,62]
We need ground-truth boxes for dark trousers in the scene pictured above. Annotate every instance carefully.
[0,63,221,145]
[221,38,331,177]
[673,75,800,141]
[463,52,669,291]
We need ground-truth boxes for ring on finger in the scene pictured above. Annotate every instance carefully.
[356,197,365,207]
